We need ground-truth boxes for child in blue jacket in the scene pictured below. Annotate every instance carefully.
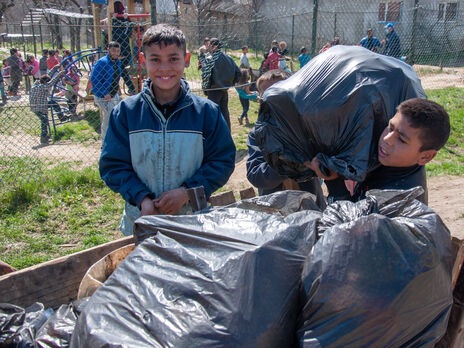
[99,24,236,236]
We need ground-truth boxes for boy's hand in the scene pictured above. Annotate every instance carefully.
[344,180,357,196]
[282,178,300,190]
[304,157,339,181]
[140,196,159,216]
[104,94,111,101]
[154,187,189,215]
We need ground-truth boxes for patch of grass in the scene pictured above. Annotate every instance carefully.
[53,119,100,142]
[425,87,464,176]
[0,160,123,269]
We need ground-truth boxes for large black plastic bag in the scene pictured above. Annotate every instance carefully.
[297,188,453,347]
[71,191,320,348]
[254,45,426,182]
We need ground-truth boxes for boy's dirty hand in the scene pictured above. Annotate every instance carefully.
[140,196,159,216]
[282,178,300,190]
[304,156,339,181]
[154,187,189,215]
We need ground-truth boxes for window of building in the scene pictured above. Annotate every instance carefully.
[438,2,457,21]
[378,1,402,22]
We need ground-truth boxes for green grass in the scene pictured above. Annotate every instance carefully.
[426,87,464,176]
[0,158,123,269]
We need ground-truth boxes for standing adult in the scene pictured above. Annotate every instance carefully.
[201,38,241,130]
[382,22,401,58]
[6,48,22,96]
[91,41,122,140]
[359,28,381,52]
[112,0,136,95]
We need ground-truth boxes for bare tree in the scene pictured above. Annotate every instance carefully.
[0,0,15,24]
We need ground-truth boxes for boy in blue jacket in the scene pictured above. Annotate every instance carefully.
[99,24,236,236]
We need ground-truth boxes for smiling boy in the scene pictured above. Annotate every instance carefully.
[99,24,236,236]
[308,98,450,204]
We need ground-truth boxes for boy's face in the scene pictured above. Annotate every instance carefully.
[144,43,185,102]
[378,111,436,167]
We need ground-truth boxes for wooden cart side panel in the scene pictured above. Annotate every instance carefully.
[0,236,133,309]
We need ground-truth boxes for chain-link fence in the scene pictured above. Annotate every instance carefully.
[1,0,463,193]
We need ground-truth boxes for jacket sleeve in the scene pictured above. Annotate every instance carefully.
[90,60,108,97]
[246,127,286,190]
[183,104,236,199]
[99,103,153,207]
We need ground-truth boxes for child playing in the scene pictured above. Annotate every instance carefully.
[62,62,81,119]
[99,24,236,236]
[29,70,66,144]
[6,48,23,96]
[235,68,258,125]
[39,49,48,76]
[0,61,7,105]
[262,46,280,71]
[298,46,311,68]
[306,98,450,205]
[246,69,326,209]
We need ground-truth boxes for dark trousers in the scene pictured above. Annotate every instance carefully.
[8,76,21,94]
[35,112,48,137]
[66,92,78,114]
[239,96,249,120]
[120,56,136,94]
[207,89,230,129]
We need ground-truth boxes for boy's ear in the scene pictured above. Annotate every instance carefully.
[417,149,437,166]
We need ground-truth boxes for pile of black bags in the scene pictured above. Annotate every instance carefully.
[0,190,453,347]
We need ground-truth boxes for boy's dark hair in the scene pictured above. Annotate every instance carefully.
[300,46,307,54]
[142,24,186,54]
[238,68,250,85]
[256,69,291,93]
[40,75,51,84]
[271,46,278,53]
[108,41,120,49]
[10,48,17,55]
[242,45,248,50]
[209,37,221,48]
[48,49,55,56]
[398,98,450,151]
[42,49,48,55]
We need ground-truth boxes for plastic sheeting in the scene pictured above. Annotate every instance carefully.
[35,298,89,348]
[71,191,320,348]
[254,45,426,182]
[0,302,53,347]
[297,188,453,347]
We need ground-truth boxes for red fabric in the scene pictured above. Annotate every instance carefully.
[47,56,59,70]
[263,52,280,70]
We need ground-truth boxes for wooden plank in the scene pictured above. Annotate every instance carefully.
[451,237,464,290]
[0,236,133,309]
[209,191,236,206]
[239,187,256,200]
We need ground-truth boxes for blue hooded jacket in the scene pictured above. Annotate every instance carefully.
[100,79,236,234]
[90,54,122,98]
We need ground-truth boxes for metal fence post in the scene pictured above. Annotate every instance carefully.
[291,14,295,58]
[150,0,156,25]
[30,10,37,57]
[410,0,419,65]
[311,0,318,56]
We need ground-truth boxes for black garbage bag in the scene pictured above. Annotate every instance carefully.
[71,191,320,348]
[0,302,53,348]
[297,188,453,347]
[254,45,426,182]
[35,297,89,348]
